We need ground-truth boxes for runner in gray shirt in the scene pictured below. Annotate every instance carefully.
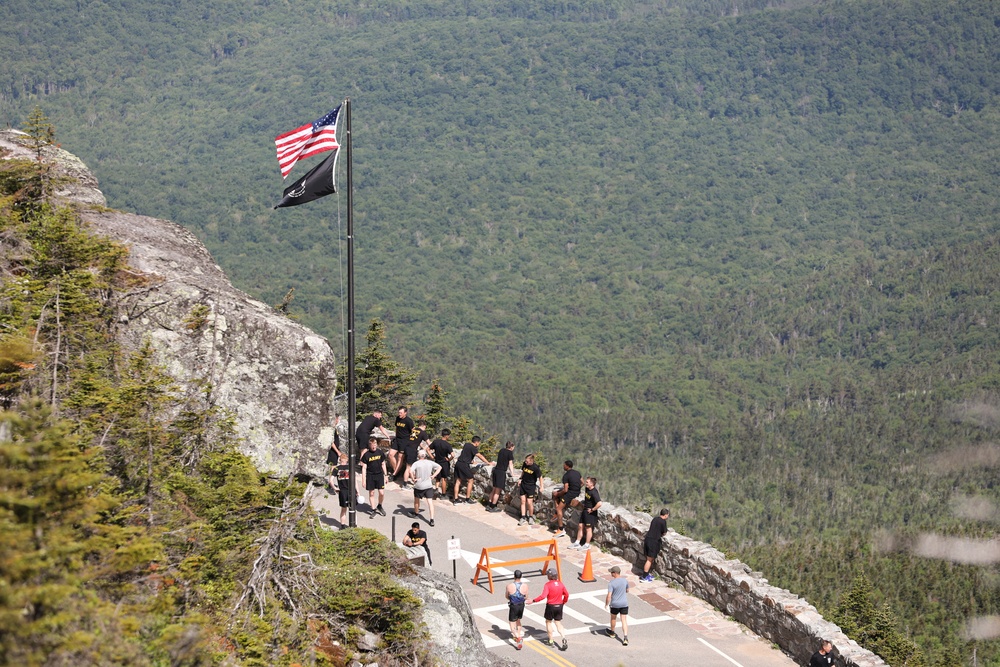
[604,565,630,646]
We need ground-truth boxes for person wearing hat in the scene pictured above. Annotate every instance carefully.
[504,569,529,650]
[531,570,569,650]
[604,565,630,645]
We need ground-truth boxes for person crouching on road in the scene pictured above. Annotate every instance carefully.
[402,522,431,565]
[532,570,569,651]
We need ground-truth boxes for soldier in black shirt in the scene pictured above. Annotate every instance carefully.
[355,409,391,453]
[389,406,413,480]
[809,641,835,667]
[551,460,582,537]
[359,437,388,517]
[641,508,670,582]
[397,420,428,487]
[403,522,432,565]
[487,441,516,512]
[569,477,601,550]
[453,435,490,504]
[517,453,542,525]
[429,429,454,497]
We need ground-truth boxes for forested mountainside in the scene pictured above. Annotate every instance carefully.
[3,0,999,664]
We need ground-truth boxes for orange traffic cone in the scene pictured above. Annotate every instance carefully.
[578,547,596,583]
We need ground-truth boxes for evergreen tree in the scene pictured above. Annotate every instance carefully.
[424,379,448,434]
[338,319,416,414]
[833,573,926,666]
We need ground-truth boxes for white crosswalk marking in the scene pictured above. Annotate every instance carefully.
[472,588,676,648]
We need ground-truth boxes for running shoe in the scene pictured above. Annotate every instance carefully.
[567,542,580,549]
[561,638,568,651]
[528,516,535,525]
[580,543,590,550]
[376,505,386,516]
[641,573,655,583]
[623,636,629,646]
[544,639,554,647]
[518,517,525,526]
[552,529,566,537]
[605,628,615,638]
[429,519,435,527]
[515,639,522,650]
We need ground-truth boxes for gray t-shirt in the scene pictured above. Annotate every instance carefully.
[607,577,629,608]
[411,459,440,491]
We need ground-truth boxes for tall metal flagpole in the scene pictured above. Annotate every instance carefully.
[345,98,357,528]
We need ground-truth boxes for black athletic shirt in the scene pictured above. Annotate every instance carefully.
[457,441,478,464]
[430,438,453,465]
[646,515,668,541]
[496,447,515,473]
[395,415,414,440]
[360,448,386,475]
[520,462,541,493]
[356,414,382,446]
[583,486,601,510]
[562,469,582,499]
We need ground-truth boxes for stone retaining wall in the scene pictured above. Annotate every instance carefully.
[472,469,888,667]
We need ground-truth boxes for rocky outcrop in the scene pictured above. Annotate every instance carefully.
[401,568,516,667]
[1,129,338,479]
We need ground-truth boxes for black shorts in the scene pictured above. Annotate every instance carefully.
[435,461,451,479]
[508,602,525,622]
[337,485,350,508]
[491,467,507,489]
[643,537,662,559]
[455,461,474,481]
[582,510,599,526]
[543,604,564,621]
[610,606,629,616]
[405,446,419,464]
[413,487,435,499]
[366,474,385,490]
[519,486,537,499]
[390,438,403,451]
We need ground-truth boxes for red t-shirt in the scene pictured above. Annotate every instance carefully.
[533,579,569,605]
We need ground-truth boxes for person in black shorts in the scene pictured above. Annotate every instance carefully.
[389,406,413,481]
[505,569,529,650]
[429,429,454,497]
[359,436,388,517]
[334,451,351,528]
[551,459,582,537]
[452,435,490,504]
[487,441,516,512]
[569,477,601,550]
[398,420,427,487]
[641,508,670,582]
[517,453,542,525]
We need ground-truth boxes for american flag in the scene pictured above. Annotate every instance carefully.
[274,104,342,179]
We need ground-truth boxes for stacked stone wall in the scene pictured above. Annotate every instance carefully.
[471,469,888,667]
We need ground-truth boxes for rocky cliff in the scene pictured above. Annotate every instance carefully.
[1,129,338,479]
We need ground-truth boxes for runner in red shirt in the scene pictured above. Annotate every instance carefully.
[532,570,569,650]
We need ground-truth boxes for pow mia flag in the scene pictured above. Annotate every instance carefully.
[273,149,338,209]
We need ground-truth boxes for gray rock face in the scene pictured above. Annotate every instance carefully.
[1,129,338,479]
[400,568,516,667]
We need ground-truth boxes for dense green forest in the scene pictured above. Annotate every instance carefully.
[3,0,1000,664]
[0,153,429,665]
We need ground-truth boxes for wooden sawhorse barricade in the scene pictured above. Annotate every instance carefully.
[471,539,562,594]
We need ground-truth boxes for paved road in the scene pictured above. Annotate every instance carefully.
[313,480,797,667]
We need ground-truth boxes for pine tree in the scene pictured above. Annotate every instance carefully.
[338,319,416,414]
[424,379,448,434]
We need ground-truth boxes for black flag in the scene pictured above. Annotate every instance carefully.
[274,149,338,209]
